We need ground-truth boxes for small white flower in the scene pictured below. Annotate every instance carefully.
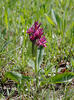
[22,29,24,33]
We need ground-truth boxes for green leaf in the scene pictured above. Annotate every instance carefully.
[4,10,8,30]
[45,14,55,26]
[51,10,62,30]
[50,72,74,83]
[37,47,44,70]
[41,72,74,85]
[5,71,30,84]
[51,9,57,25]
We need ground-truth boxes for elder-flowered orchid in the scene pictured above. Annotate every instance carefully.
[27,21,44,41]
[36,36,47,47]
[27,21,47,48]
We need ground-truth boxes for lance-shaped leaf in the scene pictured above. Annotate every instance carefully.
[49,72,74,83]
[45,14,55,26]
[51,9,57,25]
[5,71,31,84]
[5,10,8,30]
[37,47,44,70]
[51,9,63,31]
[41,72,74,85]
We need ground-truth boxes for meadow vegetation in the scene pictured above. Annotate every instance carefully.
[0,0,74,100]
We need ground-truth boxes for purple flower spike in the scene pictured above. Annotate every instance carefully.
[34,21,38,30]
[36,36,47,47]
[26,27,34,34]
[29,33,35,41]
[34,30,39,37]
[27,21,47,48]
[27,21,43,41]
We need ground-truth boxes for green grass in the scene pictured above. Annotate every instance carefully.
[0,0,74,99]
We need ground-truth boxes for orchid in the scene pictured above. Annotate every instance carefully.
[27,21,47,48]
[27,21,44,41]
[36,36,47,47]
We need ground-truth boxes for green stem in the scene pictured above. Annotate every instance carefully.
[32,41,36,57]
[35,52,38,89]
[32,42,39,90]
[35,49,39,90]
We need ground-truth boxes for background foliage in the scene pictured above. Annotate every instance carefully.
[0,0,74,99]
